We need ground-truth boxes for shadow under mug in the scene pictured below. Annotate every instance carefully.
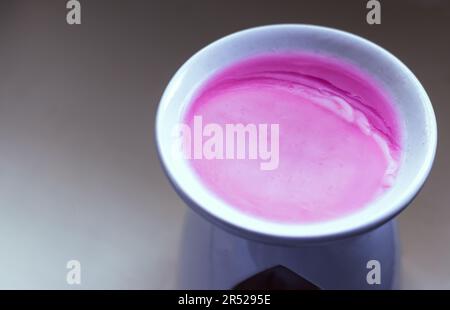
[156,24,437,246]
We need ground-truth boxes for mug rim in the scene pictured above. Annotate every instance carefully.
[155,24,438,244]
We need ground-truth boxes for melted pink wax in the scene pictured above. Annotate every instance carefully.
[184,53,402,223]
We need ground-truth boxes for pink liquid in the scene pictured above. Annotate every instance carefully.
[184,53,402,223]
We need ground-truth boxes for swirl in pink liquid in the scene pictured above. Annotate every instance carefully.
[184,53,402,223]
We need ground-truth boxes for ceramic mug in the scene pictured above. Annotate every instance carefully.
[155,24,437,245]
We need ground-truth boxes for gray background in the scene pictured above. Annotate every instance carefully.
[0,0,448,289]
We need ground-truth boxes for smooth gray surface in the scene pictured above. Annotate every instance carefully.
[0,0,449,289]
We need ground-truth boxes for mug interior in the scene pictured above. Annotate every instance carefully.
[156,25,437,244]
